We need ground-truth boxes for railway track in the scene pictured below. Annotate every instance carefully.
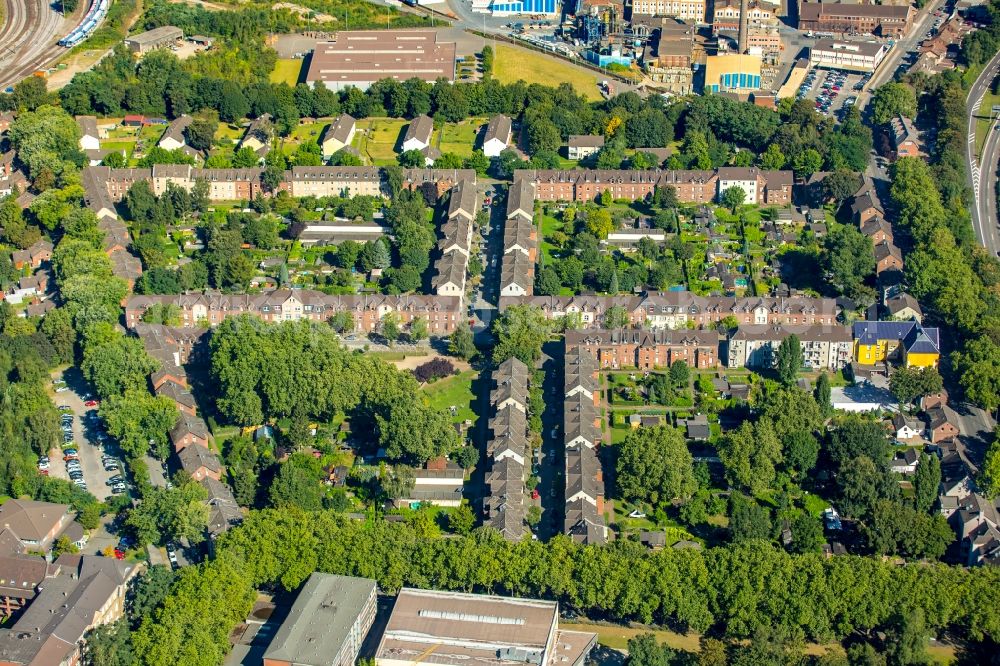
[0,0,70,91]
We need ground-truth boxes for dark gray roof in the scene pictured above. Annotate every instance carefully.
[506,177,535,220]
[321,114,357,146]
[170,413,209,444]
[179,444,222,474]
[404,115,434,145]
[483,114,512,145]
[159,115,192,146]
[447,179,477,221]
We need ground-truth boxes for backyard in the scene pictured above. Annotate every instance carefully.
[438,117,487,158]
[353,117,410,165]
[421,370,478,425]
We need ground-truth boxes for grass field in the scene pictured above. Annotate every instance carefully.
[561,622,956,662]
[438,118,486,158]
[354,118,409,165]
[974,90,1000,158]
[281,121,327,154]
[494,45,603,101]
[271,59,303,85]
[421,370,477,424]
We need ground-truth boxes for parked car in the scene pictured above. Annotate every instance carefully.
[166,544,179,567]
[111,483,127,495]
[84,400,99,407]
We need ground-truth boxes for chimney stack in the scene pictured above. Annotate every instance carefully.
[738,0,749,54]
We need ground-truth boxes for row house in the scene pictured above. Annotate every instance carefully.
[567,328,719,370]
[484,357,530,541]
[432,180,477,300]
[563,345,607,545]
[401,168,478,201]
[500,177,537,297]
[80,167,143,286]
[132,324,240,540]
[515,167,793,205]
[726,324,853,370]
[125,289,462,335]
[10,240,52,271]
[285,165,382,198]
[82,165,478,208]
[501,291,839,330]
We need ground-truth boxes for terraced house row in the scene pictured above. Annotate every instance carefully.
[563,344,607,545]
[83,164,477,204]
[500,177,538,297]
[131,323,242,541]
[500,291,840,329]
[516,167,794,205]
[483,358,531,542]
[431,180,477,302]
[124,290,463,334]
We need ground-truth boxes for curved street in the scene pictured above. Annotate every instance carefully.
[0,0,71,92]
[966,49,1000,255]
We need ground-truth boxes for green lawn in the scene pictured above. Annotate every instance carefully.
[215,124,244,143]
[439,118,485,158]
[422,370,477,424]
[354,118,409,165]
[539,214,564,262]
[270,59,303,85]
[282,121,327,155]
[493,45,603,101]
[975,90,1000,157]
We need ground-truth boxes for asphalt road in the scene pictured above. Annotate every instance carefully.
[471,180,505,343]
[857,0,947,110]
[0,0,71,91]
[965,49,1000,254]
[442,0,514,33]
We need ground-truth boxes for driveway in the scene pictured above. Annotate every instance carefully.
[49,367,124,502]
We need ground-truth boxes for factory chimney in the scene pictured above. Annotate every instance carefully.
[737,0,749,54]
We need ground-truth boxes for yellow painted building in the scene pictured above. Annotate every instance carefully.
[852,321,940,368]
[702,54,763,93]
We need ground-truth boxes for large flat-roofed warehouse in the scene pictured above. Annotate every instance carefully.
[124,26,184,54]
[375,588,597,666]
[306,30,457,92]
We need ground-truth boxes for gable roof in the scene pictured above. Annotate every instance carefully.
[321,114,357,146]
[0,500,68,543]
[170,413,210,443]
[403,115,434,145]
[886,293,922,318]
[178,444,222,474]
[483,114,512,145]
[159,115,192,146]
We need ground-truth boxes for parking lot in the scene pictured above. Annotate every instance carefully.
[47,368,125,502]
[797,68,869,118]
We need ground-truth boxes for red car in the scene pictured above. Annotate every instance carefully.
[531,489,540,500]
[84,400,99,407]
[113,549,125,560]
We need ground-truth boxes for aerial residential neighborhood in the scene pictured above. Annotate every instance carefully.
[2,0,1000,664]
